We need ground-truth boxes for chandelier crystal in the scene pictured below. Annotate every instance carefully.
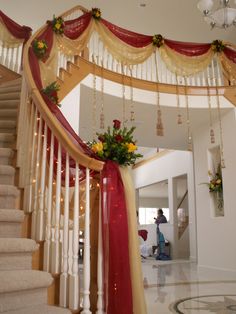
[197,0,236,29]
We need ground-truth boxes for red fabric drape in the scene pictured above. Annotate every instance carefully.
[64,12,92,39]
[165,38,211,56]
[0,10,32,41]
[101,161,133,314]
[36,26,54,61]
[101,18,152,48]
[224,47,236,64]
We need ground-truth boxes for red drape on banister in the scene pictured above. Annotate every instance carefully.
[64,12,92,39]
[101,161,133,314]
[165,38,211,56]
[0,10,32,41]
[224,47,236,64]
[101,18,152,48]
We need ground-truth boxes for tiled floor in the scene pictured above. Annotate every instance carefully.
[142,259,236,313]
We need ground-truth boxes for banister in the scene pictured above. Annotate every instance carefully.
[23,24,104,172]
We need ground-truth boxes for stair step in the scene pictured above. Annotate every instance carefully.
[0,85,21,94]
[0,209,24,238]
[0,92,20,101]
[0,99,19,109]
[0,148,14,165]
[0,108,18,119]
[0,120,16,133]
[4,305,72,314]
[0,165,15,184]
[0,270,53,313]
[0,185,19,209]
[0,133,16,148]
[0,238,38,271]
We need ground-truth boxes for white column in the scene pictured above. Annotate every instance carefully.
[168,177,178,259]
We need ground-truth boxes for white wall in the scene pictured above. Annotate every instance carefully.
[133,150,197,260]
[193,108,236,271]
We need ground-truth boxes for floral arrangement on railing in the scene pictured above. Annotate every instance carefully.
[91,8,101,20]
[88,119,142,166]
[41,81,61,106]
[51,15,65,35]
[152,34,164,47]
[32,39,48,60]
[207,166,223,193]
[211,40,225,53]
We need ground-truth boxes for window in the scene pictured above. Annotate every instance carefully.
[139,207,169,225]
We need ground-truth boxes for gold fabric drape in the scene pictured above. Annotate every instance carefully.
[159,45,214,76]
[119,166,147,314]
[0,19,24,48]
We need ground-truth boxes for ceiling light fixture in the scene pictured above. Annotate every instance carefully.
[197,0,236,29]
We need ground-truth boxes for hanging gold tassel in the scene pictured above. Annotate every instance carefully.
[154,51,164,136]
[129,65,135,122]
[210,128,215,144]
[100,56,105,129]
[176,73,182,125]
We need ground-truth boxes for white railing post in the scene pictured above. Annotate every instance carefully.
[51,142,62,274]
[96,188,104,314]
[36,123,47,241]
[69,162,80,310]
[43,132,54,272]
[60,152,70,307]
[81,167,92,314]
[31,115,42,240]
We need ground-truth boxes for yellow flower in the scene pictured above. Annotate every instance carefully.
[126,142,137,153]
[95,12,100,17]
[55,23,61,30]
[216,179,221,184]
[37,41,45,49]
[92,142,103,153]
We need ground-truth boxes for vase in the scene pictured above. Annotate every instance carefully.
[213,190,224,216]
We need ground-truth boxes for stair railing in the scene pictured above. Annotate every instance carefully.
[0,10,32,73]
[17,6,105,312]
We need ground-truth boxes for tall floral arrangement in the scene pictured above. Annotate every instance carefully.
[88,119,142,166]
[207,165,223,193]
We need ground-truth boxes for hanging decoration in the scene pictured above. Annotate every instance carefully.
[91,8,102,20]
[129,66,135,122]
[41,81,61,107]
[154,52,164,136]
[50,15,65,35]
[152,34,164,47]
[211,40,225,53]
[206,77,215,144]
[100,59,105,129]
[92,55,97,138]
[184,77,192,151]
[32,39,48,60]
[175,73,182,125]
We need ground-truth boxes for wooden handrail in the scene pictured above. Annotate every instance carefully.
[23,24,104,172]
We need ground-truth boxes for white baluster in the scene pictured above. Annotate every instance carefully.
[43,132,54,272]
[51,142,62,274]
[31,115,42,240]
[14,46,20,72]
[96,188,104,314]
[4,47,9,68]
[0,44,4,64]
[81,168,92,314]
[69,162,80,310]
[60,153,70,307]
[36,123,47,241]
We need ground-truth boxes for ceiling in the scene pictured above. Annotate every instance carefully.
[1,0,236,43]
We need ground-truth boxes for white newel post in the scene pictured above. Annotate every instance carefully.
[51,142,62,274]
[69,162,80,310]
[81,168,92,314]
[60,153,70,307]
[43,133,54,272]
[96,188,104,314]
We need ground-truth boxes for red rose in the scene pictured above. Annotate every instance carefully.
[50,90,57,98]
[115,134,123,142]
[98,135,105,142]
[113,119,121,129]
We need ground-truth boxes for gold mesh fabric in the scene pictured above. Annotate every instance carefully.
[0,19,24,47]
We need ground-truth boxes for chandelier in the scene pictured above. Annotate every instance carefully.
[197,0,236,29]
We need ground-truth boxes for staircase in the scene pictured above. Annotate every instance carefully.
[0,79,71,314]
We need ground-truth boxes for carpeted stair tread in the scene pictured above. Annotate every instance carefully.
[0,184,19,196]
[0,238,38,253]
[0,120,16,128]
[0,165,15,175]
[0,100,19,109]
[0,133,16,142]
[0,109,18,118]
[3,305,72,314]
[0,92,20,101]
[0,209,24,222]
[0,270,53,293]
[0,148,14,157]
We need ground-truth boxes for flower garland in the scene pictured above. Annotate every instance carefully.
[152,34,164,47]
[51,15,65,35]
[32,39,48,60]
[88,119,142,166]
[41,81,61,107]
[91,8,101,20]
[211,40,225,53]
